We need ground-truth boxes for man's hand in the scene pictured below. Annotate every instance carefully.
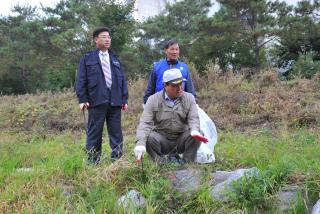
[122,104,128,111]
[191,130,208,143]
[79,102,90,111]
[134,145,146,161]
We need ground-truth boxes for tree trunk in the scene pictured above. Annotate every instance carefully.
[254,38,260,73]
[20,53,28,93]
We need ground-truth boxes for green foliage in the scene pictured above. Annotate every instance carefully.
[1,0,320,93]
[140,0,211,51]
[85,183,118,212]
[134,0,212,74]
[179,187,218,213]
[1,127,319,213]
[0,0,137,94]
[212,0,277,72]
[96,0,136,53]
[0,77,320,212]
[119,40,161,77]
[270,0,320,72]
[228,164,290,211]
[0,5,50,94]
[291,52,320,79]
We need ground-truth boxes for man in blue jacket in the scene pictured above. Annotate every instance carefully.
[143,39,196,163]
[143,39,196,104]
[76,27,128,164]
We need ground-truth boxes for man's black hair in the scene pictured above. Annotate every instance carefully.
[93,27,110,39]
[164,39,179,49]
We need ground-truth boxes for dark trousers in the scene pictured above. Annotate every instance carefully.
[86,103,123,163]
[146,130,200,163]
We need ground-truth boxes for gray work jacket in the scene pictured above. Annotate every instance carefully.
[136,90,200,147]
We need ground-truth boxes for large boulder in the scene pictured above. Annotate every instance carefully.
[275,185,301,213]
[209,168,258,201]
[118,189,146,208]
[167,168,202,194]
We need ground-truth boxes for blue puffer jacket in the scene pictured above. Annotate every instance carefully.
[143,59,196,104]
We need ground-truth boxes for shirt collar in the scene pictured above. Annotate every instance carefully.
[165,91,179,102]
[164,92,171,100]
[99,50,109,56]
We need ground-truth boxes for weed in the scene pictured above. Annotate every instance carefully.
[0,68,320,212]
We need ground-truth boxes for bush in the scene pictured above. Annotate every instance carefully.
[291,52,320,79]
[228,164,291,211]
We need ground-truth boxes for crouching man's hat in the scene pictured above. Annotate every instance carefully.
[162,68,187,84]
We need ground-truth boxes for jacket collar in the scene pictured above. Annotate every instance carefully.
[166,59,179,65]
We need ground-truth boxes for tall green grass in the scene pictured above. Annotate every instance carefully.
[1,71,319,212]
[1,127,319,213]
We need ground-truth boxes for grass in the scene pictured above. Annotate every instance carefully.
[0,70,319,213]
[0,127,319,213]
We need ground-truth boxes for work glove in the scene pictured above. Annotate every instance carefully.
[191,130,208,143]
[134,145,146,161]
[79,102,90,111]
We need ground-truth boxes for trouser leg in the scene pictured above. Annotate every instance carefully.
[86,105,107,163]
[146,131,174,162]
[176,130,201,162]
[106,106,123,159]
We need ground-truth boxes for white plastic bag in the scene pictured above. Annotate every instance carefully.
[196,105,218,163]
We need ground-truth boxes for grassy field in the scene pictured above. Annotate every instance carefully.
[0,69,319,213]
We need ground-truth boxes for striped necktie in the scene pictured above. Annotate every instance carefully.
[101,52,112,88]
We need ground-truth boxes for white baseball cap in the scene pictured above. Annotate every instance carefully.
[162,68,186,84]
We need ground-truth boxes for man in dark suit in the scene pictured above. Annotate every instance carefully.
[76,27,128,164]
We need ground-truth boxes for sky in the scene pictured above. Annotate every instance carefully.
[0,0,300,17]
[0,0,59,16]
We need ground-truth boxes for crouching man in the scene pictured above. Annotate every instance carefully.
[134,68,208,163]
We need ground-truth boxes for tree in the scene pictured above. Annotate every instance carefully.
[0,5,49,93]
[210,0,278,73]
[270,0,320,69]
[96,0,136,53]
[139,0,211,59]
[189,8,254,71]
[42,0,137,87]
[41,0,99,90]
[0,0,137,94]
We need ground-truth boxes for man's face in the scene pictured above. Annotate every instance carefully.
[165,82,183,100]
[95,31,111,51]
[165,43,179,61]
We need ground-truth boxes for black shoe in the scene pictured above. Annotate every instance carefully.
[87,149,101,165]
[110,157,119,162]
[178,159,186,165]
[87,157,100,165]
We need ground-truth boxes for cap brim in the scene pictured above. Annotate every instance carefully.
[168,78,187,85]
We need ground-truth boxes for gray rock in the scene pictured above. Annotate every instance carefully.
[276,185,301,213]
[168,168,202,194]
[118,189,146,208]
[311,199,320,214]
[210,168,258,201]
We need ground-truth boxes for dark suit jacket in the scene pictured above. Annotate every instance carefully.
[76,49,128,107]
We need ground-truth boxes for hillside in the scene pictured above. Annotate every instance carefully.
[0,69,319,213]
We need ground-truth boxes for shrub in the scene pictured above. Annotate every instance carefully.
[228,164,291,211]
[291,52,320,79]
